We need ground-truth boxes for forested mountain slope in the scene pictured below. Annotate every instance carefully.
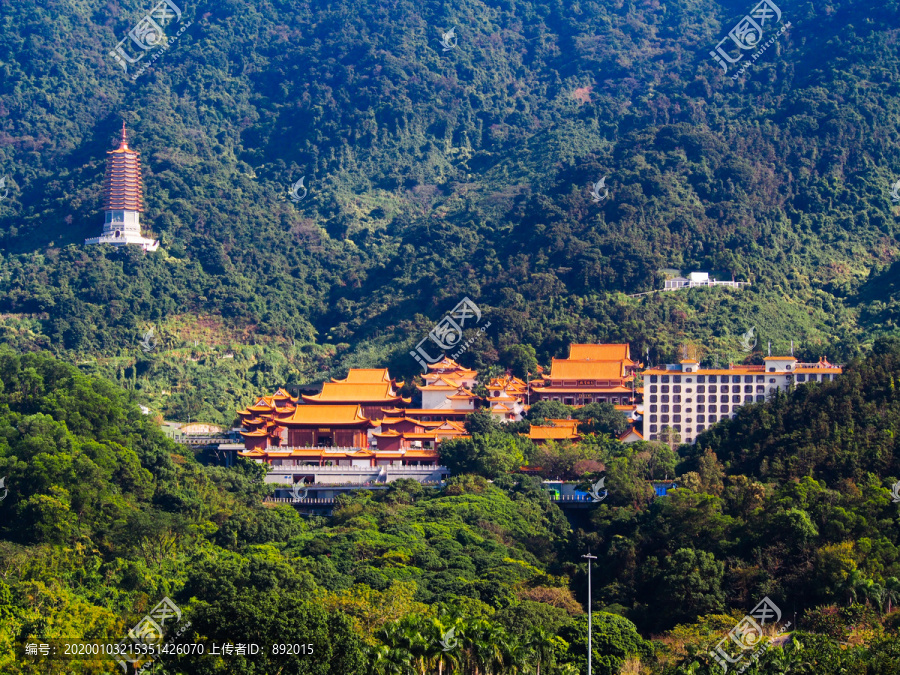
[1,342,900,672]
[563,340,900,667]
[0,351,580,674]
[2,0,900,415]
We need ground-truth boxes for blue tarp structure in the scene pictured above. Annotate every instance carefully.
[653,483,677,496]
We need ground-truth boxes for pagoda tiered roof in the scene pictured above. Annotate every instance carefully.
[103,124,144,212]
[487,375,528,392]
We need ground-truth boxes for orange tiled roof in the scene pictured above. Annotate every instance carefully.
[248,396,275,411]
[548,359,625,380]
[239,449,268,457]
[271,388,298,402]
[435,421,467,432]
[488,375,528,391]
[378,416,422,425]
[332,368,393,384]
[568,343,631,361]
[528,425,580,440]
[279,449,325,457]
[548,419,579,428]
[420,375,466,388]
[381,416,443,428]
[427,358,475,373]
[278,404,373,425]
[302,382,403,402]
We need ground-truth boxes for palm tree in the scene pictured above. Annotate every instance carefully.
[855,575,888,611]
[399,621,430,675]
[375,621,420,675]
[867,581,886,613]
[521,627,562,675]
[425,617,461,675]
[498,633,525,675]
[482,622,508,674]
[370,644,414,675]
[883,576,900,614]
[841,569,867,606]
[466,619,502,675]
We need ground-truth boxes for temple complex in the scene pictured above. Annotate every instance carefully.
[531,343,640,406]
[236,344,838,477]
[238,369,456,468]
[486,375,528,422]
[85,124,159,251]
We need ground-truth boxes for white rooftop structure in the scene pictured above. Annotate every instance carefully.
[663,272,749,291]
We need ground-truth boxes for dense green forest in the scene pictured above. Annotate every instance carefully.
[1,344,900,672]
[3,0,900,416]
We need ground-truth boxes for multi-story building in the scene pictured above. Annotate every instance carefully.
[397,358,479,422]
[641,356,842,444]
[531,344,640,406]
[486,374,528,423]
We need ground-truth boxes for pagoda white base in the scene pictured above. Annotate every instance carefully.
[85,233,159,252]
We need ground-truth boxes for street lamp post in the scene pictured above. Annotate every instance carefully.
[582,552,597,675]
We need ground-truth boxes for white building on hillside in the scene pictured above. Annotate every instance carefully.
[663,272,749,291]
[641,356,842,444]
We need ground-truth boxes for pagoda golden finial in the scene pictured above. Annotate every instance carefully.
[119,121,128,150]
